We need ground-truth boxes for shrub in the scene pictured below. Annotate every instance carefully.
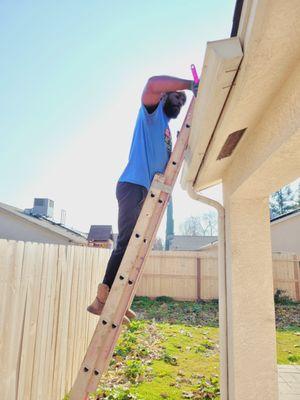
[274,289,294,304]
[288,354,300,363]
[124,360,146,382]
[96,387,141,400]
[155,296,174,303]
[161,352,178,366]
[127,320,145,333]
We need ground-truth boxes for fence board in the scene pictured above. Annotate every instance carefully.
[18,242,44,400]
[52,245,68,399]
[1,241,25,400]
[31,243,48,400]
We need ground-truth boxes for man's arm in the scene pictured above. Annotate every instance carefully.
[142,75,193,106]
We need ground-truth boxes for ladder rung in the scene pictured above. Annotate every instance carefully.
[151,180,173,194]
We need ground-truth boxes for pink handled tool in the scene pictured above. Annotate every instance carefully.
[191,64,199,84]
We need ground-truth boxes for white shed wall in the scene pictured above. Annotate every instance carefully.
[0,209,76,245]
[271,213,300,255]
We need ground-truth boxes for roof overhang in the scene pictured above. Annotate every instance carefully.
[181,0,300,192]
[181,36,243,189]
[271,209,300,226]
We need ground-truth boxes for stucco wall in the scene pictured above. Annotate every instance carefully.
[0,209,75,245]
[271,213,300,254]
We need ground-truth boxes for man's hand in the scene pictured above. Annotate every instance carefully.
[142,76,194,106]
[190,81,199,97]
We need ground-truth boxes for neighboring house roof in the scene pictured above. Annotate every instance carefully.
[169,235,218,251]
[0,201,87,244]
[270,209,300,224]
[87,225,113,242]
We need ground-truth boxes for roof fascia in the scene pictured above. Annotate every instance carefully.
[271,211,300,226]
[180,37,243,190]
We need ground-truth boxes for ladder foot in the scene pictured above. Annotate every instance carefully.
[125,308,136,320]
[123,315,130,325]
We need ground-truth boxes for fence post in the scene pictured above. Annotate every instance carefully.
[293,255,300,301]
[196,257,201,301]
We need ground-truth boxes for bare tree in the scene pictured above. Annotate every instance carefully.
[201,211,218,236]
[180,216,204,236]
[180,212,218,236]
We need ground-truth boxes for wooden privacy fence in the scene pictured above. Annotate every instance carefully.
[137,251,219,300]
[0,240,299,400]
[137,251,300,302]
[0,239,109,400]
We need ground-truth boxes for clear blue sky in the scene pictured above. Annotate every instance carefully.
[0,1,236,235]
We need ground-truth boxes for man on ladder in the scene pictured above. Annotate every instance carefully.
[87,75,198,320]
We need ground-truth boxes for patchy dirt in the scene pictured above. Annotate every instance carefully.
[275,304,300,329]
[132,297,300,330]
[132,297,219,327]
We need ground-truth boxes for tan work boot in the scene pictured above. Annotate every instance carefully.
[87,283,136,324]
[87,283,109,315]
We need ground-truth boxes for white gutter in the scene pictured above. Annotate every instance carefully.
[187,182,228,400]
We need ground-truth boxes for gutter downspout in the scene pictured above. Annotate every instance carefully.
[187,182,228,400]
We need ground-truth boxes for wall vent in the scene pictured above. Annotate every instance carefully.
[217,128,247,160]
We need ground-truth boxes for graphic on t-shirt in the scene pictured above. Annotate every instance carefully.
[164,127,172,155]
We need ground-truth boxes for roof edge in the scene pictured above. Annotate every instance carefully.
[231,0,245,37]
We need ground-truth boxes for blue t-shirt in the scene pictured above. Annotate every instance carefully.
[119,101,172,189]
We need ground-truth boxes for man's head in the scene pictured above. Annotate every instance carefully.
[163,91,186,119]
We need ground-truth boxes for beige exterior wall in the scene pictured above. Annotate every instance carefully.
[271,213,300,254]
[0,209,77,245]
[180,1,300,398]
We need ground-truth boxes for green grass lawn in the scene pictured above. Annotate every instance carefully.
[64,297,299,400]
[129,323,220,400]
[276,327,300,364]
[89,297,300,400]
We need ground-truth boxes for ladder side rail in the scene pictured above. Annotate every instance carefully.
[163,99,195,187]
[85,99,196,393]
[69,182,163,399]
[85,180,168,393]
[90,188,172,383]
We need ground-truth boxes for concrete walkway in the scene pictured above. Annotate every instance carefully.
[279,365,300,399]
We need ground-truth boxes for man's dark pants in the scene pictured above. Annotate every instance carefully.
[102,182,148,288]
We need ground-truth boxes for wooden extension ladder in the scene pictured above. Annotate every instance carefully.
[69,98,195,400]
